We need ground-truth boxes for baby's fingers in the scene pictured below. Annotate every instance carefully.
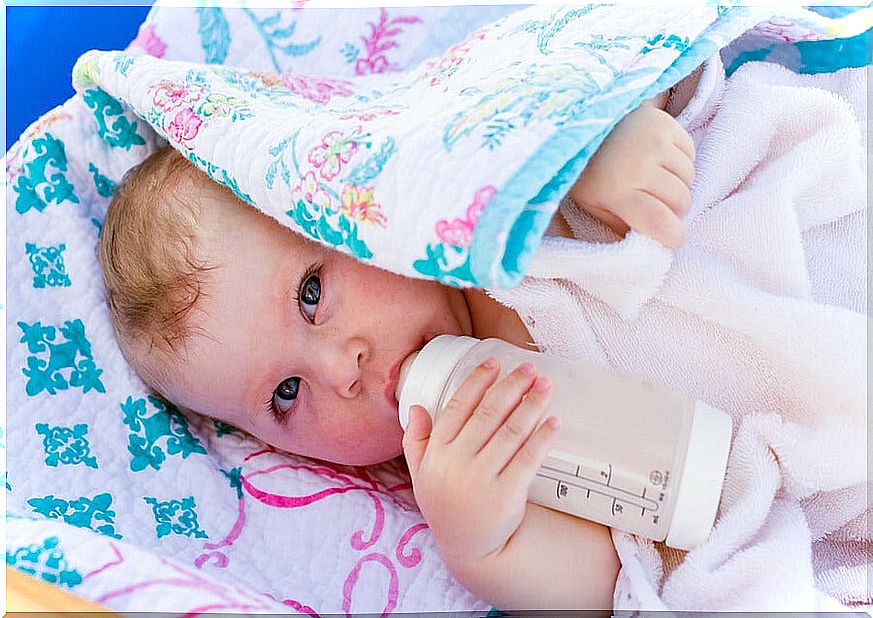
[651,164,692,218]
[430,358,499,446]
[624,191,687,249]
[455,363,538,454]
[662,144,695,192]
[402,405,432,477]
[672,124,696,161]
[500,414,561,490]
[479,376,553,474]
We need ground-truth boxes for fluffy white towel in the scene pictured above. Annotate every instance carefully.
[488,56,869,611]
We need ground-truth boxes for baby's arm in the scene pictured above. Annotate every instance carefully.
[463,502,619,611]
[568,97,695,249]
[402,360,619,610]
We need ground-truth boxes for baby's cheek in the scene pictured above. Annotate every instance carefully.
[335,417,405,466]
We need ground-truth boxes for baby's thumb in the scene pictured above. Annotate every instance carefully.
[401,405,432,476]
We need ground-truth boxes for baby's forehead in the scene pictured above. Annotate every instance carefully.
[173,164,219,201]
[167,167,251,230]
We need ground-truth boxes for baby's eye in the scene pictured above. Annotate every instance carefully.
[273,376,301,416]
[297,269,321,321]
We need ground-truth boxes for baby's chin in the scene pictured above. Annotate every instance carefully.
[327,444,404,467]
[352,426,405,467]
[356,430,405,466]
[314,418,405,467]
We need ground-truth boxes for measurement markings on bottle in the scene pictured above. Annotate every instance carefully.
[599,463,613,487]
[540,465,659,514]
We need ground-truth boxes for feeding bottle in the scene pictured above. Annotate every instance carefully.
[396,335,732,550]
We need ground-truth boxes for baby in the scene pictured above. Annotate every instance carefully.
[99,93,693,610]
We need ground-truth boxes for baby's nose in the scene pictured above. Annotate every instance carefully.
[324,338,367,398]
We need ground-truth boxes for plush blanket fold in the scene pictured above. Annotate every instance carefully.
[489,57,868,611]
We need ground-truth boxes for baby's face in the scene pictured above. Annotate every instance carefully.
[155,189,472,465]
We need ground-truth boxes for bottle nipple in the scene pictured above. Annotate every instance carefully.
[395,351,419,402]
[395,335,478,430]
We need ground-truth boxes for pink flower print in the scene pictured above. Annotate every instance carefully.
[152,81,204,113]
[356,54,389,76]
[307,130,358,181]
[755,19,817,43]
[434,185,496,248]
[465,185,496,224]
[341,185,387,227]
[282,74,354,106]
[294,171,332,213]
[167,108,202,147]
[435,218,474,248]
[128,24,166,58]
[354,9,423,76]
[425,33,485,87]
[339,109,400,122]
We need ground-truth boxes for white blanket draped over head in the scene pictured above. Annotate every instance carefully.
[5,2,870,614]
[68,4,866,290]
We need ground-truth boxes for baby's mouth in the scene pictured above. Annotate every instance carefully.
[385,337,431,408]
[385,352,411,407]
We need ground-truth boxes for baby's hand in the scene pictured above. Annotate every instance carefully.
[402,359,559,570]
[570,105,695,249]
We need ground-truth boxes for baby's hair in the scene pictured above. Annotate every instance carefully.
[99,147,212,376]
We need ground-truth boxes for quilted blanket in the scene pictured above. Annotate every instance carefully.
[5,3,870,614]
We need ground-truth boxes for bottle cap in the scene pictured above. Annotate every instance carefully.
[665,400,733,550]
[397,334,479,429]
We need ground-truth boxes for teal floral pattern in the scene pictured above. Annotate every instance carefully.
[88,162,117,197]
[241,8,321,72]
[18,320,105,396]
[36,423,98,469]
[12,133,80,215]
[120,395,207,472]
[443,62,602,152]
[82,88,147,150]
[186,151,252,203]
[25,242,71,288]
[144,496,208,539]
[197,7,231,64]
[27,493,121,539]
[516,5,602,54]
[6,537,83,588]
[221,467,244,499]
[212,420,239,437]
[113,52,137,76]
